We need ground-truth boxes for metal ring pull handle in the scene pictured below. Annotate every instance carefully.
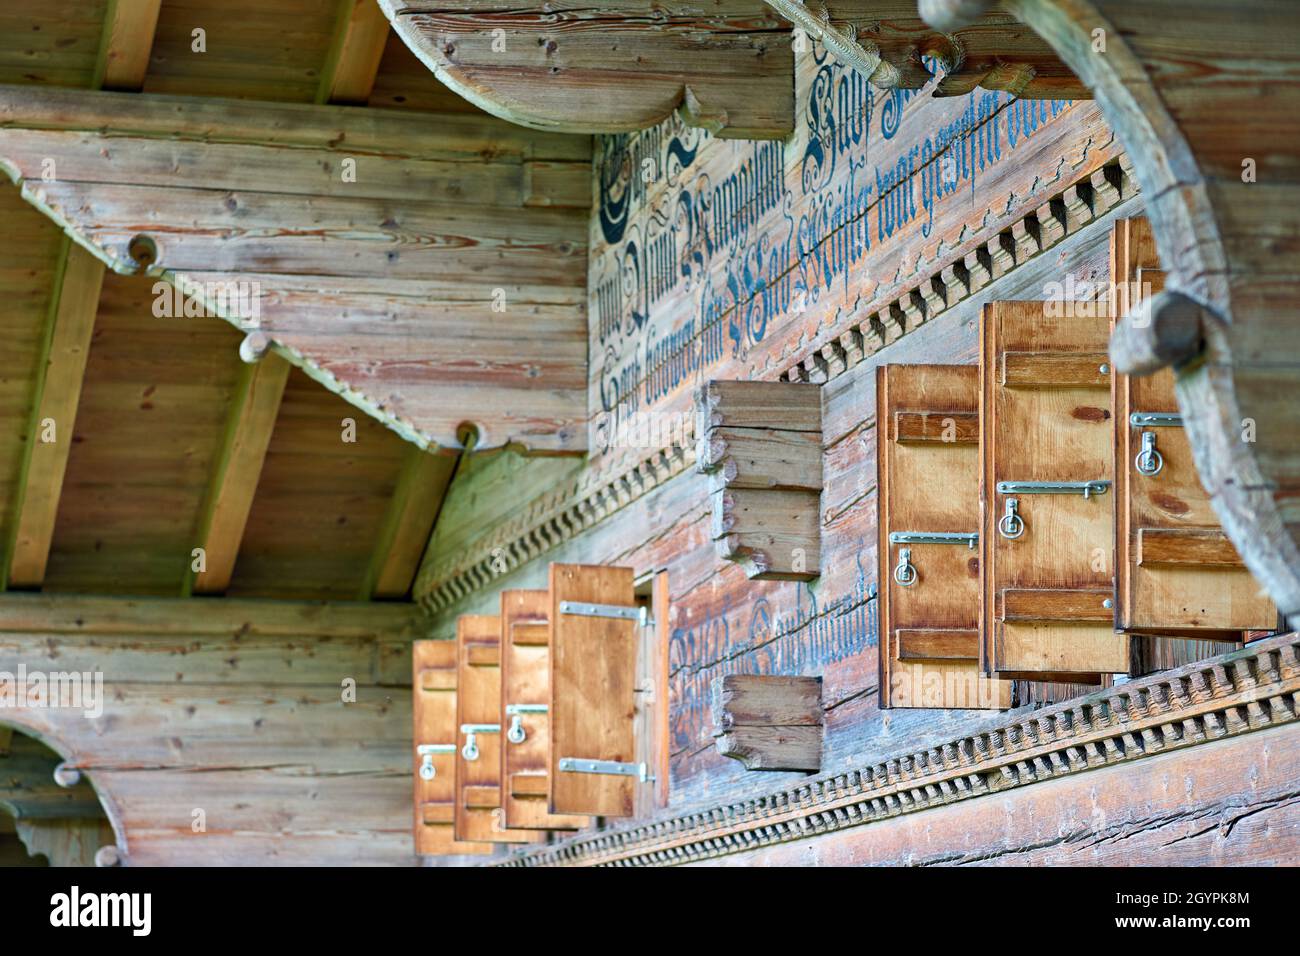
[417,743,455,781]
[893,548,917,587]
[459,723,500,762]
[998,498,1025,539]
[503,704,548,745]
[1135,431,1164,477]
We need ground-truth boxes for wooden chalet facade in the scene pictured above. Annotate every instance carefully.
[0,0,1296,869]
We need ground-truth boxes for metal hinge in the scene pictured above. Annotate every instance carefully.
[889,531,978,549]
[1129,412,1183,427]
[558,757,654,783]
[559,600,649,627]
[996,480,1110,498]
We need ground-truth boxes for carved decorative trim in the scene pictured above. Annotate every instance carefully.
[418,157,1138,613]
[502,631,1299,866]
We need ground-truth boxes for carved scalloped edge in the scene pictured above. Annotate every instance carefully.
[499,631,1299,867]
[417,156,1137,612]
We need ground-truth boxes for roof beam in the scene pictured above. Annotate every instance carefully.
[358,445,457,600]
[184,354,292,596]
[94,0,163,92]
[318,0,392,105]
[2,243,105,591]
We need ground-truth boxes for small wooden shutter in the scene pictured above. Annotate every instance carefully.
[1112,217,1276,635]
[412,639,491,856]
[454,614,540,844]
[876,364,1011,709]
[500,589,588,831]
[980,300,1129,680]
[549,563,638,817]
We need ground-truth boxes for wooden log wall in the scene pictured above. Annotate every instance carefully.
[424,164,1139,814]
[0,594,425,865]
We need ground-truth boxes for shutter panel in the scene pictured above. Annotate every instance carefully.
[876,364,1011,709]
[454,614,540,844]
[1112,218,1277,635]
[500,589,588,830]
[980,300,1129,680]
[549,563,639,817]
[411,639,491,856]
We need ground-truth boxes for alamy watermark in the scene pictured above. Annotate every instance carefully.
[153,274,262,326]
[0,665,104,719]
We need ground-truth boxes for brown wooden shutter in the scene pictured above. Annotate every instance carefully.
[500,589,588,831]
[411,639,491,856]
[1112,217,1277,636]
[980,300,1129,680]
[549,563,639,817]
[453,614,540,844]
[876,364,1011,709]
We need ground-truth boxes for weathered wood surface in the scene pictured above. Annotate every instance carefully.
[711,674,822,771]
[549,563,639,817]
[429,205,1130,814]
[0,85,591,453]
[980,299,1127,680]
[0,593,426,865]
[1002,0,1300,629]
[876,363,1010,708]
[1111,218,1276,635]
[766,1,1086,100]
[500,589,587,830]
[505,631,1300,866]
[380,0,795,139]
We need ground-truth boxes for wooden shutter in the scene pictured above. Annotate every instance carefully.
[1112,217,1276,635]
[499,589,588,831]
[980,300,1129,680]
[549,563,639,817]
[412,639,491,856]
[876,364,1011,709]
[453,614,540,844]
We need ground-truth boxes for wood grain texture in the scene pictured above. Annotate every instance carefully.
[878,363,1011,708]
[318,0,392,105]
[379,0,795,139]
[413,638,494,856]
[454,613,540,843]
[4,242,104,589]
[981,300,1128,679]
[1111,218,1276,634]
[0,84,591,453]
[94,0,161,91]
[361,445,456,600]
[711,675,822,772]
[549,563,638,817]
[187,354,291,596]
[499,589,588,830]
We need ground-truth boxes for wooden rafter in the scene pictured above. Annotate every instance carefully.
[318,0,392,105]
[3,244,105,591]
[358,445,457,600]
[93,0,163,92]
[379,0,796,139]
[0,85,590,454]
[184,355,292,596]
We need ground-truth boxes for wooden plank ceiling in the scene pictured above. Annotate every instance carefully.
[0,0,584,601]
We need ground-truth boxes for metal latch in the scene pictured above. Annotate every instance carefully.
[1130,412,1180,477]
[1129,412,1183,428]
[894,548,917,587]
[558,757,654,783]
[504,704,548,744]
[998,498,1024,539]
[459,723,500,762]
[559,600,649,627]
[889,531,978,548]
[416,743,455,781]
[996,480,1110,499]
